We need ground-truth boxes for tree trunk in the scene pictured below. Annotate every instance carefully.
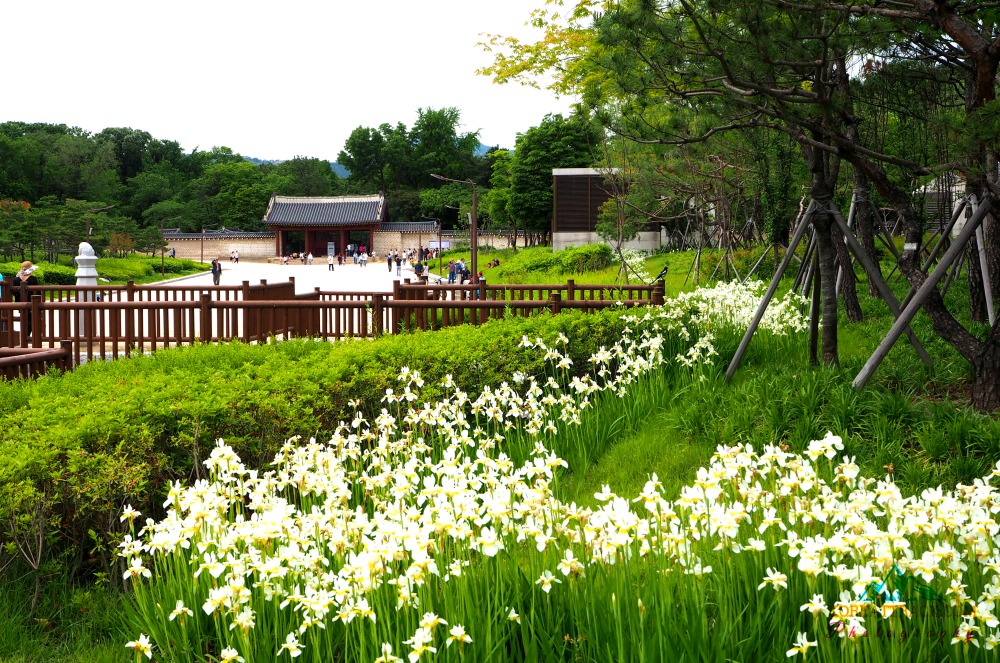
[813,210,840,364]
[972,330,1000,410]
[831,220,863,322]
[853,182,881,298]
[968,246,988,323]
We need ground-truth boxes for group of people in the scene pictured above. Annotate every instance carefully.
[446,259,473,284]
[282,252,313,265]
[385,250,404,276]
[347,245,375,266]
[264,247,497,286]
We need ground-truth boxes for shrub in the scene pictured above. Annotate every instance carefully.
[559,243,613,273]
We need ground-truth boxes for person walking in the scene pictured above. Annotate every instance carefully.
[211,258,222,285]
[327,254,335,271]
[395,254,402,276]
[387,252,393,272]
[448,260,456,284]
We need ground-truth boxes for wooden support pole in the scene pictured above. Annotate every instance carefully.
[794,232,817,295]
[921,198,968,273]
[827,204,932,366]
[852,195,993,389]
[808,248,820,365]
[725,200,817,381]
[834,191,857,299]
[975,222,996,325]
[941,245,966,297]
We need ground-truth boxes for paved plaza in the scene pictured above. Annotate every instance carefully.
[162,258,442,294]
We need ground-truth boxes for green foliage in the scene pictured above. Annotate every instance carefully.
[559,243,613,273]
[5,243,1000,659]
[332,107,498,224]
[491,244,613,281]
[727,244,787,281]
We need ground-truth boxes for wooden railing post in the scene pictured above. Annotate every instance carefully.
[59,339,74,371]
[30,294,43,348]
[200,294,212,342]
[391,280,401,333]
[124,281,136,356]
[550,292,561,315]
[372,294,384,336]
[567,279,575,302]
[652,281,665,306]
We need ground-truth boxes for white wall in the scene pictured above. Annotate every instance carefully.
[552,230,662,252]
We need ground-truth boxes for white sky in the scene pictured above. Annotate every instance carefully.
[0,0,574,161]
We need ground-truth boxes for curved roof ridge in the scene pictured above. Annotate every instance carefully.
[272,194,383,204]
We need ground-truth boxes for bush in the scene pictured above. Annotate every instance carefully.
[492,244,614,282]
[559,243,613,273]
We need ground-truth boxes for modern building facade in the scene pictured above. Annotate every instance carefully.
[551,168,661,250]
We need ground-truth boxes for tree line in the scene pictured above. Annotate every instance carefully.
[0,108,598,262]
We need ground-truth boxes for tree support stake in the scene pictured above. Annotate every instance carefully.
[852,196,993,389]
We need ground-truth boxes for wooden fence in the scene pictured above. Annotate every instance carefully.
[0,279,663,376]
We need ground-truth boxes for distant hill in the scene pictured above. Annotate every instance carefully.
[244,156,350,178]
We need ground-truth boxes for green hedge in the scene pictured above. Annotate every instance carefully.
[0,309,630,579]
[0,257,204,287]
[0,262,75,285]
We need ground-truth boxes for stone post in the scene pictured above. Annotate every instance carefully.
[75,242,99,338]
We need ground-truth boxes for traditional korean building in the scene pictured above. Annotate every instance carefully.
[262,194,387,257]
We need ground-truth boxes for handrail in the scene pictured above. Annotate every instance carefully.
[0,279,665,376]
[0,342,73,380]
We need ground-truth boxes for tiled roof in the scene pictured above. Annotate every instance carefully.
[163,228,274,239]
[380,221,439,233]
[263,195,386,227]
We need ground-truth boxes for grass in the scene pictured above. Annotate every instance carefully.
[563,408,714,506]
[0,572,125,663]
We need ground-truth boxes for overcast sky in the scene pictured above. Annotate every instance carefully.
[1,0,574,161]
